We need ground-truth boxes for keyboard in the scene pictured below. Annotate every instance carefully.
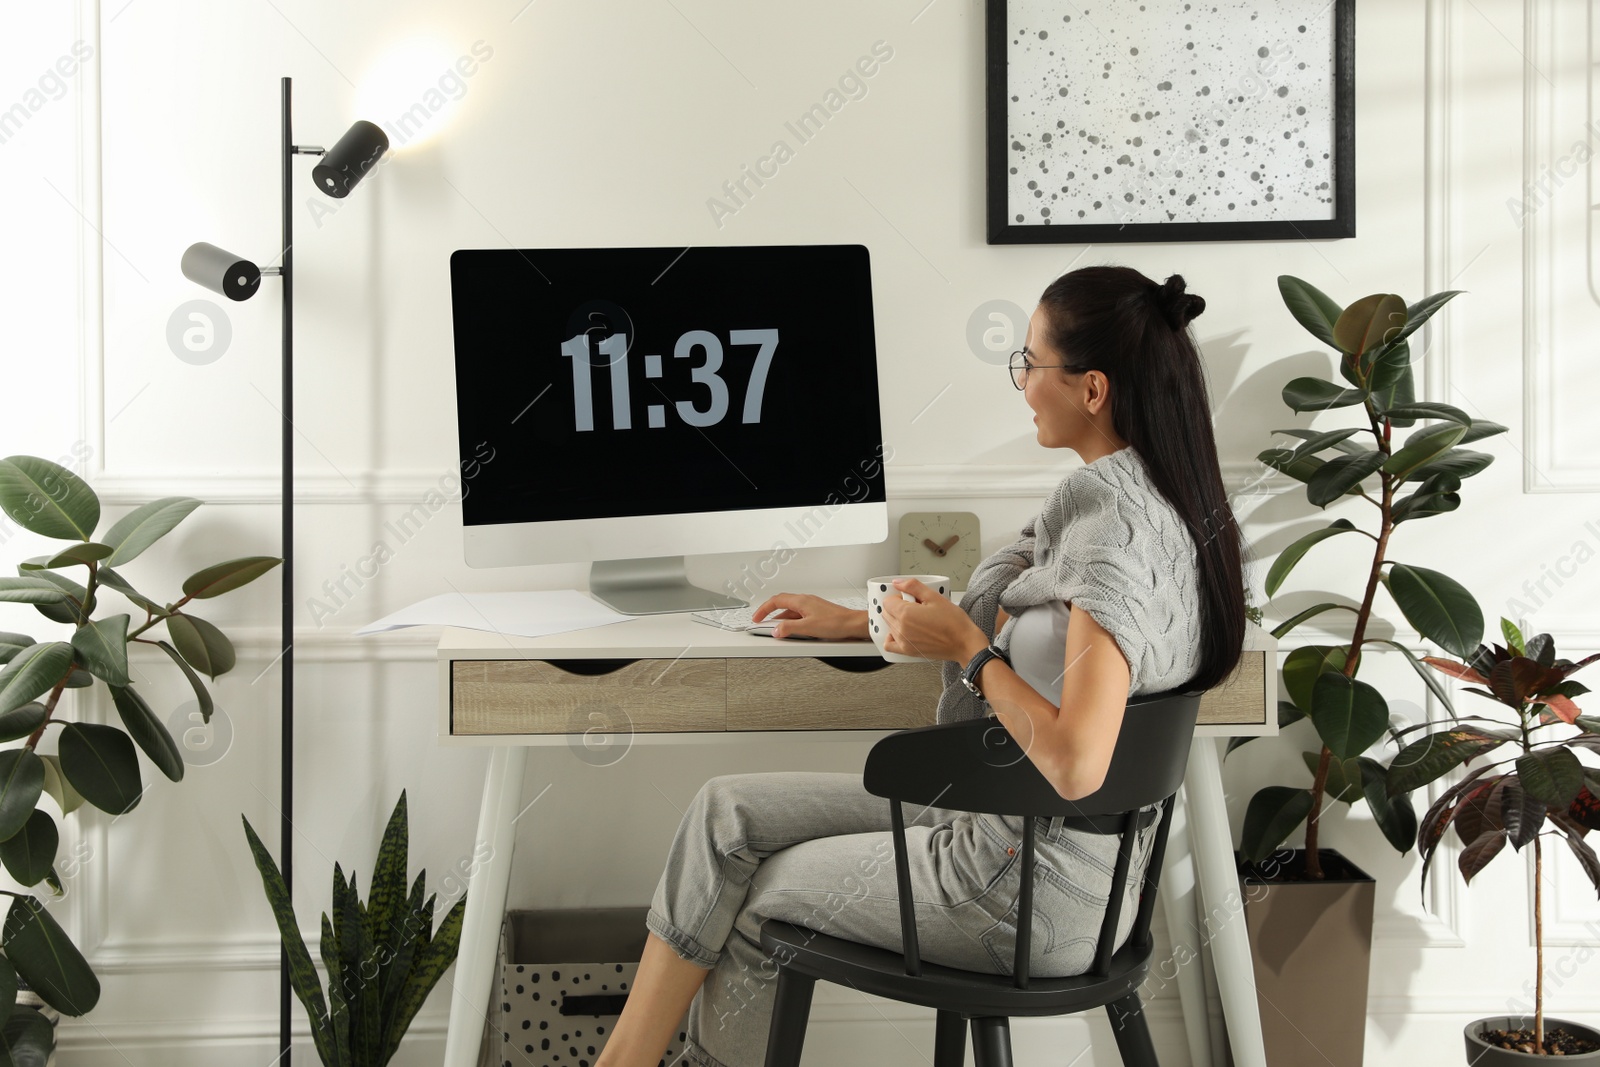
[689,596,869,632]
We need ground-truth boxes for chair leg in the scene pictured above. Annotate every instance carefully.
[968,1016,1014,1067]
[761,968,816,1067]
[1105,991,1160,1067]
[933,1010,967,1067]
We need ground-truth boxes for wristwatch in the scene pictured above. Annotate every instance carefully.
[961,643,1010,701]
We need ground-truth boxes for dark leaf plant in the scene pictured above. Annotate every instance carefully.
[1230,278,1509,880]
[243,791,467,1066]
[0,454,280,1047]
[1398,621,1599,1053]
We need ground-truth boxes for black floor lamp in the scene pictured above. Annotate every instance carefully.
[181,77,387,1065]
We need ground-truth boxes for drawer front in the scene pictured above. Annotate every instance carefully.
[1198,650,1267,727]
[726,657,943,731]
[451,659,726,735]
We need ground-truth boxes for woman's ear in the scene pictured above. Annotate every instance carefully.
[1085,370,1112,415]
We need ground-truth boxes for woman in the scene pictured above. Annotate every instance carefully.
[594,266,1246,1067]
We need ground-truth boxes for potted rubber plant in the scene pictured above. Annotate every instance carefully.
[0,454,281,1059]
[1395,620,1600,1062]
[1225,278,1508,1067]
[242,791,467,1065]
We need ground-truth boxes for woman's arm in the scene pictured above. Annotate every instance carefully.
[959,606,1130,801]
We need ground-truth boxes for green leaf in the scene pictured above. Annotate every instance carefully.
[0,579,68,607]
[1459,828,1508,884]
[1379,402,1471,425]
[1270,602,1354,640]
[1459,419,1509,445]
[1258,447,1329,485]
[1383,422,1468,481]
[240,815,338,1066]
[1392,289,1463,344]
[1239,787,1314,864]
[1501,618,1526,657]
[0,958,15,1030]
[69,614,130,688]
[1282,377,1369,413]
[26,543,114,570]
[1387,727,1513,796]
[1387,564,1484,659]
[165,613,235,680]
[0,643,73,716]
[1368,343,1417,421]
[2,894,100,1015]
[1277,275,1344,348]
[1284,428,1362,461]
[1302,750,1364,804]
[94,568,163,614]
[37,756,83,817]
[109,685,185,783]
[1306,452,1388,507]
[0,704,46,744]
[1391,482,1461,525]
[1309,673,1389,760]
[384,896,466,1062]
[181,556,281,600]
[0,634,36,665]
[0,811,57,888]
[24,570,92,625]
[1404,448,1495,484]
[0,750,46,842]
[57,722,143,816]
[0,457,100,542]
[1333,293,1407,358]
[370,792,410,996]
[1517,747,1585,807]
[1266,521,1360,597]
[1272,428,1368,457]
[321,912,351,1067]
[1360,758,1417,854]
[102,497,202,567]
[1282,645,1354,712]
[0,1004,55,1066]
[154,640,212,723]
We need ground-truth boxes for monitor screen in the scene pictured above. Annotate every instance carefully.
[449,244,887,531]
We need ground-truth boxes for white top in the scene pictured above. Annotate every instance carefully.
[999,599,1073,704]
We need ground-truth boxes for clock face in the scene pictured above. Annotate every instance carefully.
[898,511,981,589]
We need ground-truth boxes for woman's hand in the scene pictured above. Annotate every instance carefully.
[752,593,868,641]
[880,577,990,664]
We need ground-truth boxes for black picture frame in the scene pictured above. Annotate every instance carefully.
[985,0,1355,244]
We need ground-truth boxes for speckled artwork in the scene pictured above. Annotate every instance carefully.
[1004,1,1338,228]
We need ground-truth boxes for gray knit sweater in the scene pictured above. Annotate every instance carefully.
[936,446,1204,722]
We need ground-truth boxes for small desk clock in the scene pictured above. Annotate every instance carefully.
[898,511,981,589]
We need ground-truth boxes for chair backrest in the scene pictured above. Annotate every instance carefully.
[861,689,1201,988]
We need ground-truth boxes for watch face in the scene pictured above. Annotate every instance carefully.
[898,511,981,587]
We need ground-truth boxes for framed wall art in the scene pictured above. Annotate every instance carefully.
[985,0,1355,244]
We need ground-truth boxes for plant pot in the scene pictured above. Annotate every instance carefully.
[15,984,59,1067]
[1465,1016,1600,1063]
[1238,848,1375,1067]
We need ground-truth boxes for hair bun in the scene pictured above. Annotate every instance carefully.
[1154,274,1205,331]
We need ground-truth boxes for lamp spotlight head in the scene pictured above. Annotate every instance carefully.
[181,242,262,302]
[312,120,390,199]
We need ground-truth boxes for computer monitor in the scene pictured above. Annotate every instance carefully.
[449,244,889,614]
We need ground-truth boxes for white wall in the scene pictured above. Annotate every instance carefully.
[1,0,1595,1062]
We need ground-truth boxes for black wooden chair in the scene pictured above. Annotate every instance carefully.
[758,689,1202,1067]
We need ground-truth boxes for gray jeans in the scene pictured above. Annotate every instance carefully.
[645,771,1159,1067]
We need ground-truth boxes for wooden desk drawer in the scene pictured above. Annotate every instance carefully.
[1198,650,1267,727]
[726,657,942,731]
[452,659,726,735]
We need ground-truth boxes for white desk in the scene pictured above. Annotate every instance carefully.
[435,597,1276,1067]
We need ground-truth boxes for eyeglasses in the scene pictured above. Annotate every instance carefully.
[1008,348,1084,391]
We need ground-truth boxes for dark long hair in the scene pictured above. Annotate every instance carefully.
[1037,265,1245,692]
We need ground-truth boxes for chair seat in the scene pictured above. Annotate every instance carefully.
[758,919,1153,1019]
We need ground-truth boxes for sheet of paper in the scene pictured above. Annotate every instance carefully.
[354,590,629,639]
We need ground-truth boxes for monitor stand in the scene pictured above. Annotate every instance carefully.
[589,556,747,615]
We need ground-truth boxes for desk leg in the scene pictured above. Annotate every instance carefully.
[1185,736,1267,1067]
[1158,782,1213,1067]
[443,745,529,1067]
